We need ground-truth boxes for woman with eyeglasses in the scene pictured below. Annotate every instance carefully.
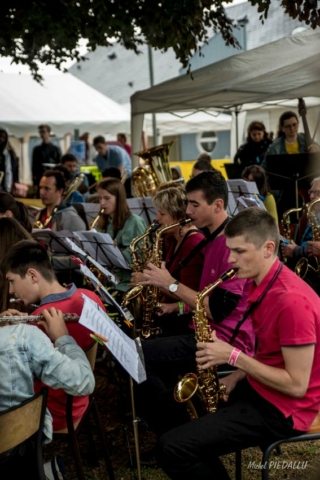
[263,111,319,162]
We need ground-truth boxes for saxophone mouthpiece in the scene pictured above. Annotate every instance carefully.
[180,217,192,226]
[220,268,238,282]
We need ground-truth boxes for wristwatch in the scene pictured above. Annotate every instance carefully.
[168,280,180,293]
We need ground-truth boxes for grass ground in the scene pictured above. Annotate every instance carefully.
[43,351,320,480]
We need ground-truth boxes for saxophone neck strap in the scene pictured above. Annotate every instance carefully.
[172,217,230,278]
[229,261,283,346]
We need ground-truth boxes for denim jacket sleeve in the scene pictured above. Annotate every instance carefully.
[29,329,95,396]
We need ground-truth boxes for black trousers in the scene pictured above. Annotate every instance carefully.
[135,334,232,435]
[157,379,304,480]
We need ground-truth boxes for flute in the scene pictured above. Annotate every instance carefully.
[0,313,79,326]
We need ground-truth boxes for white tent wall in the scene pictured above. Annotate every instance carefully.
[0,71,130,183]
[131,29,320,167]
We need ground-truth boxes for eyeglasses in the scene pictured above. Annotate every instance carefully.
[308,190,320,196]
[283,123,299,129]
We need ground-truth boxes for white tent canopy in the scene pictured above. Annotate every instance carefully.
[131,29,320,165]
[0,71,130,137]
[121,103,231,136]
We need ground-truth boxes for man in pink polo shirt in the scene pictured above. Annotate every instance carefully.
[158,207,320,480]
[134,172,255,444]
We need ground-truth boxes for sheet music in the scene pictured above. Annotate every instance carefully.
[79,295,146,383]
[127,197,156,226]
[78,264,131,327]
[226,180,264,217]
[73,231,130,270]
[32,229,77,254]
[64,238,118,284]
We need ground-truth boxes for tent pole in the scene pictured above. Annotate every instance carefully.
[148,45,157,146]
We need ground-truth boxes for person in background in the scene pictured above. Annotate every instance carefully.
[234,121,272,167]
[61,153,89,194]
[34,170,86,231]
[117,133,132,156]
[281,177,320,260]
[32,124,61,194]
[263,111,320,167]
[191,154,217,178]
[93,135,132,197]
[171,165,184,184]
[0,191,32,232]
[242,165,278,223]
[52,164,85,205]
[0,126,15,193]
[96,178,146,292]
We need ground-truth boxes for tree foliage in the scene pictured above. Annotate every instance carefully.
[2,0,319,81]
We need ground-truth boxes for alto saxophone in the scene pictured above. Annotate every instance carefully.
[33,206,58,229]
[174,268,237,420]
[122,218,191,338]
[295,197,320,281]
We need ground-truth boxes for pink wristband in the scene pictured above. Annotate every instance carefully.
[228,348,241,367]
[183,303,190,314]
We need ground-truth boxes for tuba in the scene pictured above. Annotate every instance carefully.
[33,206,58,229]
[89,208,105,230]
[174,268,237,420]
[132,142,173,197]
[122,218,191,338]
[295,197,320,283]
[63,173,86,203]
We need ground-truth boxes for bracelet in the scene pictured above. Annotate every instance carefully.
[228,348,241,367]
[183,303,190,314]
[177,301,184,316]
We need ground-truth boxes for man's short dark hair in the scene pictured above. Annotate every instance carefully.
[52,164,72,183]
[42,170,66,191]
[225,207,280,251]
[102,167,122,180]
[93,135,106,146]
[38,124,51,133]
[61,153,78,164]
[2,240,56,282]
[186,170,228,208]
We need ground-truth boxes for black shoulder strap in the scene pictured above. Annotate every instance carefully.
[171,217,230,278]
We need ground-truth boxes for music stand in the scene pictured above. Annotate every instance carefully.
[81,203,101,227]
[73,231,130,270]
[266,152,320,218]
[226,180,265,217]
[127,197,156,226]
[32,229,78,255]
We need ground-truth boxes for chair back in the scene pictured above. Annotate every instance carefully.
[84,342,98,371]
[0,388,47,454]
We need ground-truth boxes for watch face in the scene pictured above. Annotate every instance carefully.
[169,283,178,293]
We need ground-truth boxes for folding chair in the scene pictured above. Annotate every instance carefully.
[0,388,48,479]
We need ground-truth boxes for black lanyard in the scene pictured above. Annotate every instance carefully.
[229,261,283,346]
[171,216,230,278]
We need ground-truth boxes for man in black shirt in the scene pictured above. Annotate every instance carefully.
[32,124,61,194]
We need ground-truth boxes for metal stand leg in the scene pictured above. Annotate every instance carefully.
[130,377,142,480]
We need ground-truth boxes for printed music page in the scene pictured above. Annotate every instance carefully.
[79,295,146,384]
